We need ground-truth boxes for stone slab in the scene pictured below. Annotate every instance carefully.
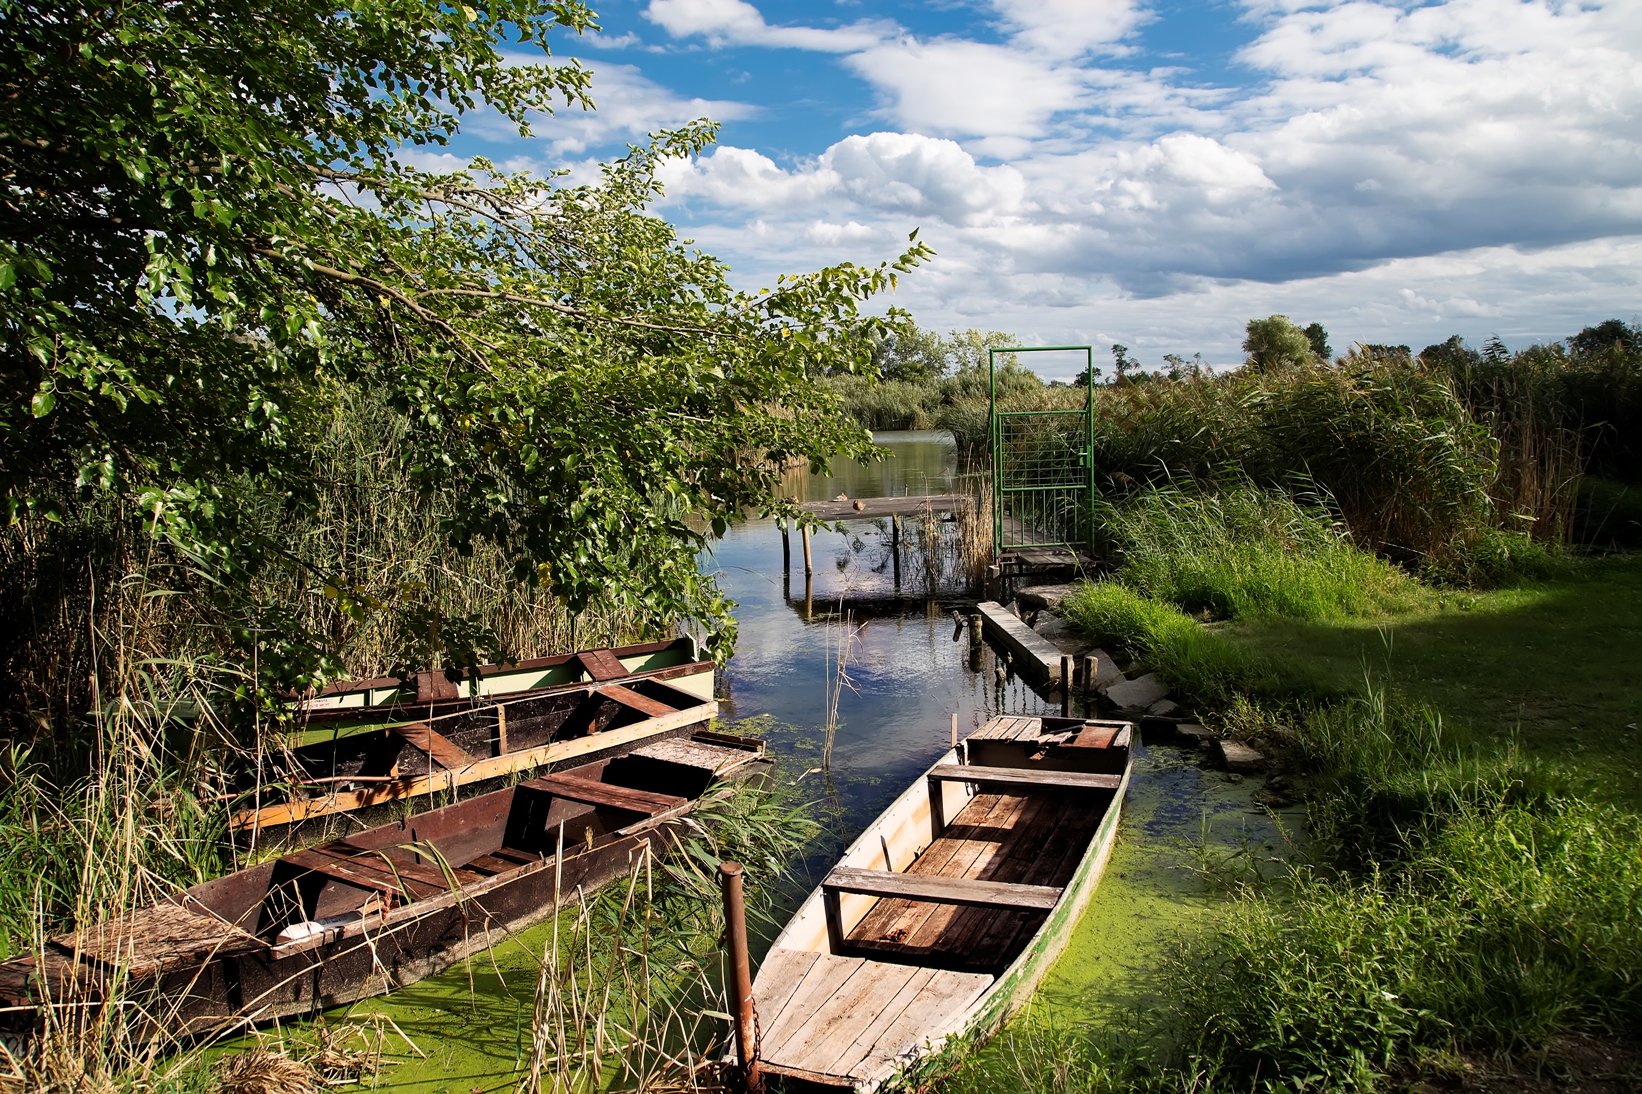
[1216,740,1266,773]
[1146,698,1181,718]
[1102,672,1169,712]
[1031,614,1094,656]
[1174,723,1214,746]
[1015,584,1081,612]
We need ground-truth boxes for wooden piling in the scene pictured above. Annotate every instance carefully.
[801,524,812,577]
[1082,654,1096,713]
[950,712,959,750]
[720,861,762,1092]
[781,519,791,575]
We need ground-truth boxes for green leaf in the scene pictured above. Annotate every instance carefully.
[30,389,55,418]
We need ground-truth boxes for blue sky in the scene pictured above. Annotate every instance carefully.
[433,0,1642,375]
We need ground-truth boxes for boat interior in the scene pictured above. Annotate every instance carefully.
[284,671,714,785]
[55,734,767,979]
[751,716,1130,1086]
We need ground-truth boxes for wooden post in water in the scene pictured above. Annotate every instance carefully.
[801,524,813,577]
[1061,656,1072,718]
[720,861,762,1093]
[891,514,902,590]
[1083,654,1096,714]
[781,519,791,576]
[950,711,959,750]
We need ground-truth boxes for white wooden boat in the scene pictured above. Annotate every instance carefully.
[748,714,1133,1090]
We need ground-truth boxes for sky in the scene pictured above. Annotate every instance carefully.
[437,0,1642,375]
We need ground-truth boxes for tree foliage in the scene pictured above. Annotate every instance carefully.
[1242,314,1318,372]
[1,0,929,680]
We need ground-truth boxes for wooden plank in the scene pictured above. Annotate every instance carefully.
[751,948,821,1037]
[812,965,939,1078]
[797,494,974,521]
[520,772,685,816]
[630,737,756,773]
[232,700,716,829]
[391,723,470,771]
[597,683,675,718]
[852,968,994,1085]
[759,953,870,1064]
[333,843,456,891]
[777,961,922,1076]
[824,867,1062,912]
[928,764,1121,792]
[1070,724,1122,749]
[283,849,421,898]
[977,602,1065,684]
[578,648,629,682]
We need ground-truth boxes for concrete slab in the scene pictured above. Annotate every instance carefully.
[1032,614,1093,655]
[1103,672,1169,712]
[1146,698,1181,718]
[1175,723,1214,746]
[977,601,1066,684]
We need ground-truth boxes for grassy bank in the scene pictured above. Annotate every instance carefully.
[940,482,1642,1092]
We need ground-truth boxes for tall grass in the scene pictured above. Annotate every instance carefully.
[1092,485,1431,621]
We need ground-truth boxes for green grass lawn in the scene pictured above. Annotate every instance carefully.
[1218,552,1642,805]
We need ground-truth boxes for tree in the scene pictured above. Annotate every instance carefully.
[1,0,930,679]
[1569,319,1640,356]
[1303,323,1332,361]
[870,316,947,384]
[1242,315,1316,372]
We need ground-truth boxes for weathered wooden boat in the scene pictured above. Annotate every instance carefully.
[236,636,717,835]
[0,729,767,1052]
[747,714,1132,1090]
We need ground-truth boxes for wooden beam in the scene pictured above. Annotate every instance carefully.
[598,682,675,718]
[927,764,1121,792]
[391,723,470,771]
[231,700,716,830]
[519,772,685,815]
[822,866,1063,912]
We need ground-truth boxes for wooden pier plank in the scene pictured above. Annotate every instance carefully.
[797,494,974,521]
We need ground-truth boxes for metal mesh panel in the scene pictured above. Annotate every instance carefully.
[995,410,1087,549]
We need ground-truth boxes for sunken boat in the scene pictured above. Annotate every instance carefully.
[746,714,1132,1090]
[236,636,717,838]
[0,729,767,1052]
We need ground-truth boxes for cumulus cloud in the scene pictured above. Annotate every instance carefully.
[642,0,892,52]
[523,61,755,153]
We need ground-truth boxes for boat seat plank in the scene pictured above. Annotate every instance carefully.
[807,965,939,1078]
[824,867,1062,911]
[630,737,756,774]
[929,764,1121,791]
[598,683,677,718]
[853,968,995,1085]
[392,723,471,771]
[284,849,441,900]
[578,648,630,682]
[750,948,820,1036]
[758,952,871,1063]
[57,902,262,978]
[852,790,1029,951]
[773,960,925,1075]
[331,842,456,891]
[463,852,530,876]
[520,772,685,815]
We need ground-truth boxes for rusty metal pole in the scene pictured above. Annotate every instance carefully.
[720,861,762,1092]
[1061,656,1071,718]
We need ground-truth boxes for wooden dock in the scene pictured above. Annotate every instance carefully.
[976,600,1066,685]
[799,494,973,521]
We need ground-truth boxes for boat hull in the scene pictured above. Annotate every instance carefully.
[751,717,1132,1090]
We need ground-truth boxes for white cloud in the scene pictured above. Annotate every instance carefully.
[524,61,755,154]
[572,0,1642,351]
[642,0,892,52]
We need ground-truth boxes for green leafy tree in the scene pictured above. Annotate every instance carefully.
[1,0,929,679]
[1303,323,1332,361]
[870,316,948,384]
[1242,315,1317,373]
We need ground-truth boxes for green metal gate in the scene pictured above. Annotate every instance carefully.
[989,345,1095,555]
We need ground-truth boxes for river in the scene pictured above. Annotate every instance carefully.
[336,431,1292,1090]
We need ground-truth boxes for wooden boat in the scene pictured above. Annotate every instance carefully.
[0,729,768,1053]
[236,636,717,835]
[747,714,1132,1090]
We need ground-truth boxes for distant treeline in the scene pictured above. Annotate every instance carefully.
[833,316,1642,574]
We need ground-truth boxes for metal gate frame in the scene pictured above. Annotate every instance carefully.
[989,345,1096,555]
